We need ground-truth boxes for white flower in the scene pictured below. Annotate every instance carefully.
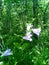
[23,32,32,41]
[26,23,33,31]
[32,28,41,36]
[26,32,32,37]
[1,49,13,56]
[23,36,32,41]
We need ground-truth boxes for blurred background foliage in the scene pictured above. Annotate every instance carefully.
[0,0,49,65]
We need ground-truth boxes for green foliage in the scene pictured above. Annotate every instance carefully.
[0,0,49,65]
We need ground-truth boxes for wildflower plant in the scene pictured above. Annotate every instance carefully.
[23,23,33,41]
[23,23,41,41]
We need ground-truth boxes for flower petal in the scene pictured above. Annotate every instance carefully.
[26,23,33,31]
[32,28,41,36]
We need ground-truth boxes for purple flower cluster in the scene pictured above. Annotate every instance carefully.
[23,23,33,42]
[23,23,41,41]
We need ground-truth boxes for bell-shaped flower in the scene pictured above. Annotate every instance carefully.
[26,23,33,31]
[23,32,32,41]
[23,36,32,41]
[32,28,41,36]
[26,32,32,37]
[1,49,13,57]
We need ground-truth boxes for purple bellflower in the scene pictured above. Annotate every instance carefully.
[1,49,13,57]
[23,32,32,41]
[32,28,41,36]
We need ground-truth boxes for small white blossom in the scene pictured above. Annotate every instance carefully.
[26,32,32,37]
[23,36,32,41]
[23,32,32,41]
[26,23,33,31]
[32,28,41,36]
